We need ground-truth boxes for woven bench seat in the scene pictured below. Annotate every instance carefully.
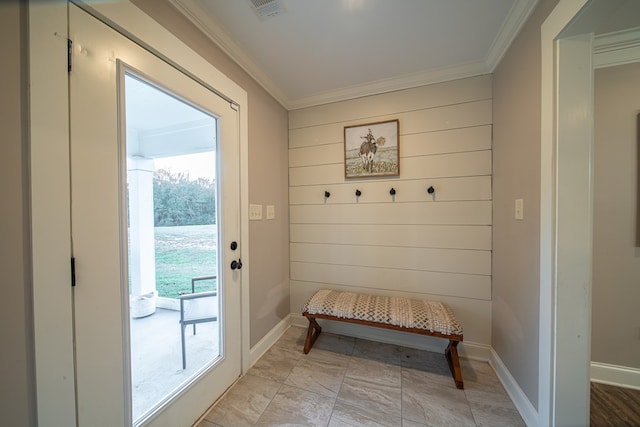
[301,289,464,389]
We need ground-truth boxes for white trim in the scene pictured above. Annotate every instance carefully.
[486,0,540,72]
[247,314,292,368]
[29,3,77,426]
[540,2,590,426]
[594,28,640,69]
[591,362,640,391]
[490,348,539,427]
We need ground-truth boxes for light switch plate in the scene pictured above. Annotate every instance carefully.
[266,205,275,219]
[249,204,262,220]
[515,198,524,220]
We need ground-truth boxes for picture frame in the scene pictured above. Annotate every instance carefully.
[344,119,399,179]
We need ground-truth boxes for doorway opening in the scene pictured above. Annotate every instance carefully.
[124,73,221,422]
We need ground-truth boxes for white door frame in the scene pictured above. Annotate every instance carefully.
[29,1,250,424]
[539,0,632,425]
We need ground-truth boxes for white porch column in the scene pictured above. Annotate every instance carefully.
[127,155,157,318]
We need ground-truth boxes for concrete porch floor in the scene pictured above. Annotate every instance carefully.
[130,307,220,421]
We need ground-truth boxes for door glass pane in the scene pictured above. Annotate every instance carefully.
[124,73,220,423]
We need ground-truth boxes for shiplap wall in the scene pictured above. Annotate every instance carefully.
[288,75,493,349]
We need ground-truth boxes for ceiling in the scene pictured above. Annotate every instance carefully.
[169,0,540,110]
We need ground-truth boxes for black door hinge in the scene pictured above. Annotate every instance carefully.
[68,39,72,73]
[71,257,76,287]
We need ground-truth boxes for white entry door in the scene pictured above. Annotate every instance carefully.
[69,4,241,426]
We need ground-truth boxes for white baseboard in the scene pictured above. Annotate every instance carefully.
[490,348,539,427]
[246,314,292,370]
[591,361,640,390]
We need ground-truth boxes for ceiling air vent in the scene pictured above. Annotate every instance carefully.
[248,0,286,21]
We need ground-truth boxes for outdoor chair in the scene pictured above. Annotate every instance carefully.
[179,289,217,370]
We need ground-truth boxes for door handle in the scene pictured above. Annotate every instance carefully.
[230,259,242,270]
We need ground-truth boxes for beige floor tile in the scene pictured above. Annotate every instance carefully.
[401,419,428,427]
[460,359,506,395]
[399,345,451,376]
[285,350,349,398]
[353,338,403,364]
[255,384,335,427]
[345,357,401,386]
[274,325,307,351]
[465,389,526,427]
[338,375,402,418]
[196,327,529,427]
[203,374,281,427]
[329,400,402,427]
[313,332,356,355]
[248,345,302,382]
[402,368,475,426]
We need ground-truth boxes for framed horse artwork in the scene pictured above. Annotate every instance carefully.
[344,119,399,179]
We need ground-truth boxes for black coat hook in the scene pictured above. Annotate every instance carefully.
[389,188,396,196]
[427,186,435,194]
[355,189,362,197]
[324,191,330,198]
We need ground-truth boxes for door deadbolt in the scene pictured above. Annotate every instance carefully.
[230,259,242,270]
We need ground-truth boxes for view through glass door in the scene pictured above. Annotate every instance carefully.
[124,74,221,421]
[69,4,242,426]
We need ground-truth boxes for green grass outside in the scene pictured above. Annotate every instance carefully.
[154,224,218,298]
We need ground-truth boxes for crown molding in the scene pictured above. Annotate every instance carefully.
[169,0,291,109]
[594,27,640,69]
[288,61,489,110]
[170,0,541,110]
[485,0,540,71]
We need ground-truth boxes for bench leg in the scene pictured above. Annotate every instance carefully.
[445,340,464,389]
[303,315,322,354]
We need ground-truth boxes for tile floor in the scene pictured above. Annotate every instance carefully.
[196,326,525,427]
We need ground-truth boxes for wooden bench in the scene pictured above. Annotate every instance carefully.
[301,289,464,389]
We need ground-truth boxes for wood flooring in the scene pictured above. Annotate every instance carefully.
[591,382,640,427]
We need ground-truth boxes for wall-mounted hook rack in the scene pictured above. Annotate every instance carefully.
[324,191,331,198]
[427,186,435,194]
[355,189,362,197]
[389,188,396,196]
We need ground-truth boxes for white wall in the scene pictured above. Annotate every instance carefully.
[289,75,493,352]
[0,1,37,425]
[592,61,640,371]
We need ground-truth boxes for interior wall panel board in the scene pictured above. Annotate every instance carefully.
[288,75,493,349]
[289,176,492,205]
[289,127,491,172]
[289,125,342,149]
[289,202,492,225]
[400,100,492,135]
[290,262,491,300]
[288,99,492,149]
[290,151,491,186]
[290,243,491,275]
[400,151,492,180]
[289,163,344,186]
[290,224,492,250]
[401,125,492,157]
[289,142,343,167]
[289,75,493,129]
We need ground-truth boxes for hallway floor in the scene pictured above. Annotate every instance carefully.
[196,326,525,427]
